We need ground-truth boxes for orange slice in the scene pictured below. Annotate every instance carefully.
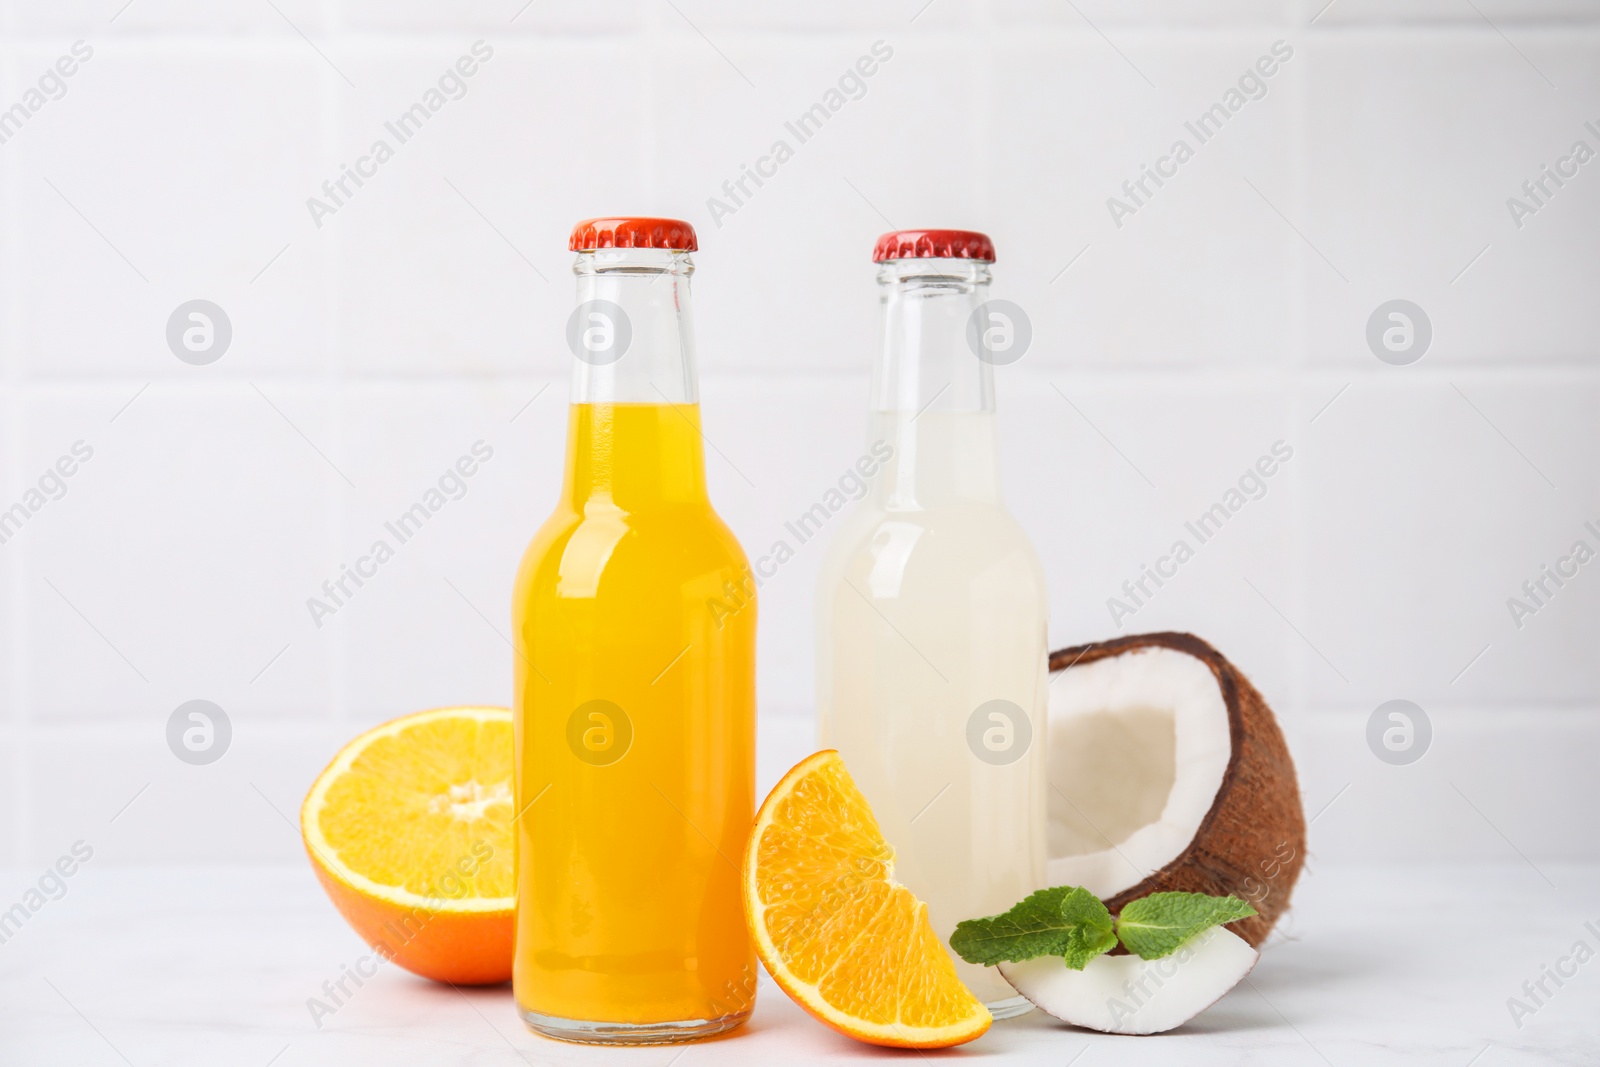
[300,706,515,984]
[743,750,992,1048]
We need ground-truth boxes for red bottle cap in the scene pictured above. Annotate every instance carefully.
[872,229,995,264]
[569,217,698,252]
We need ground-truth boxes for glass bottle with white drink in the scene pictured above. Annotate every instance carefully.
[815,229,1049,1018]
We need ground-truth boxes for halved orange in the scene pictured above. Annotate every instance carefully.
[300,706,515,984]
[743,750,992,1048]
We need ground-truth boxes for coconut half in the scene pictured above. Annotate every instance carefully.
[997,927,1258,1035]
[1047,632,1304,946]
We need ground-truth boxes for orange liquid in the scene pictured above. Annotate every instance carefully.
[512,402,757,1026]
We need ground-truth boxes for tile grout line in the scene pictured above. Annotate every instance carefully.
[642,0,663,205]
[20,700,1600,735]
[321,0,351,728]
[1285,9,1315,724]
[975,0,995,224]
[12,363,1600,388]
[4,394,29,869]
[0,17,1597,46]
[1,43,32,868]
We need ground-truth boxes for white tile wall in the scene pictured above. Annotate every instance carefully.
[1303,374,1600,709]
[1291,709,1600,863]
[1002,372,1301,702]
[332,0,646,35]
[1,2,1596,870]
[1303,30,1600,366]
[336,379,557,722]
[989,32,1301,368]
[7,0,325,35]
[8,41,333,378]
[17,382,340,722]
[26,721,346,864]
[333,39,647,377]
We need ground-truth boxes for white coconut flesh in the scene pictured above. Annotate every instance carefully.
[997,927,1258,1036]
[1048,646,1232,897]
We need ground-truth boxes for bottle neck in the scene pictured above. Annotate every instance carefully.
[868,258,1001,508]
[569,247,698,404]
[564,248,706,510]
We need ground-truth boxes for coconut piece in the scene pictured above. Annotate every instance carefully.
[1047,632,1304,946]
[997,927,1258,1035]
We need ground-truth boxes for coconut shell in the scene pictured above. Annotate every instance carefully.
[1049,631,1304,947]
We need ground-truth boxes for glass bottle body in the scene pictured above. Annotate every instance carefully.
[513,247,756,1043]
[816,257,1049,1016]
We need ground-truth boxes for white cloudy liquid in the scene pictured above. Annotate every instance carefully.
[817,410,1049,1008]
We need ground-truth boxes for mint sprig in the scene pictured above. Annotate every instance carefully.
[950,887,1255,969]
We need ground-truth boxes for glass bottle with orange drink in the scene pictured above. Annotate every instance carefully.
[512,217,756,1043]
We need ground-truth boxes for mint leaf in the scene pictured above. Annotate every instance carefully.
[950,886,1115,969]
[1114,892,1257,960]
[1060,915,1119,970]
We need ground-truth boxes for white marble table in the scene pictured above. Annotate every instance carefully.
[1,861,1595,1065]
